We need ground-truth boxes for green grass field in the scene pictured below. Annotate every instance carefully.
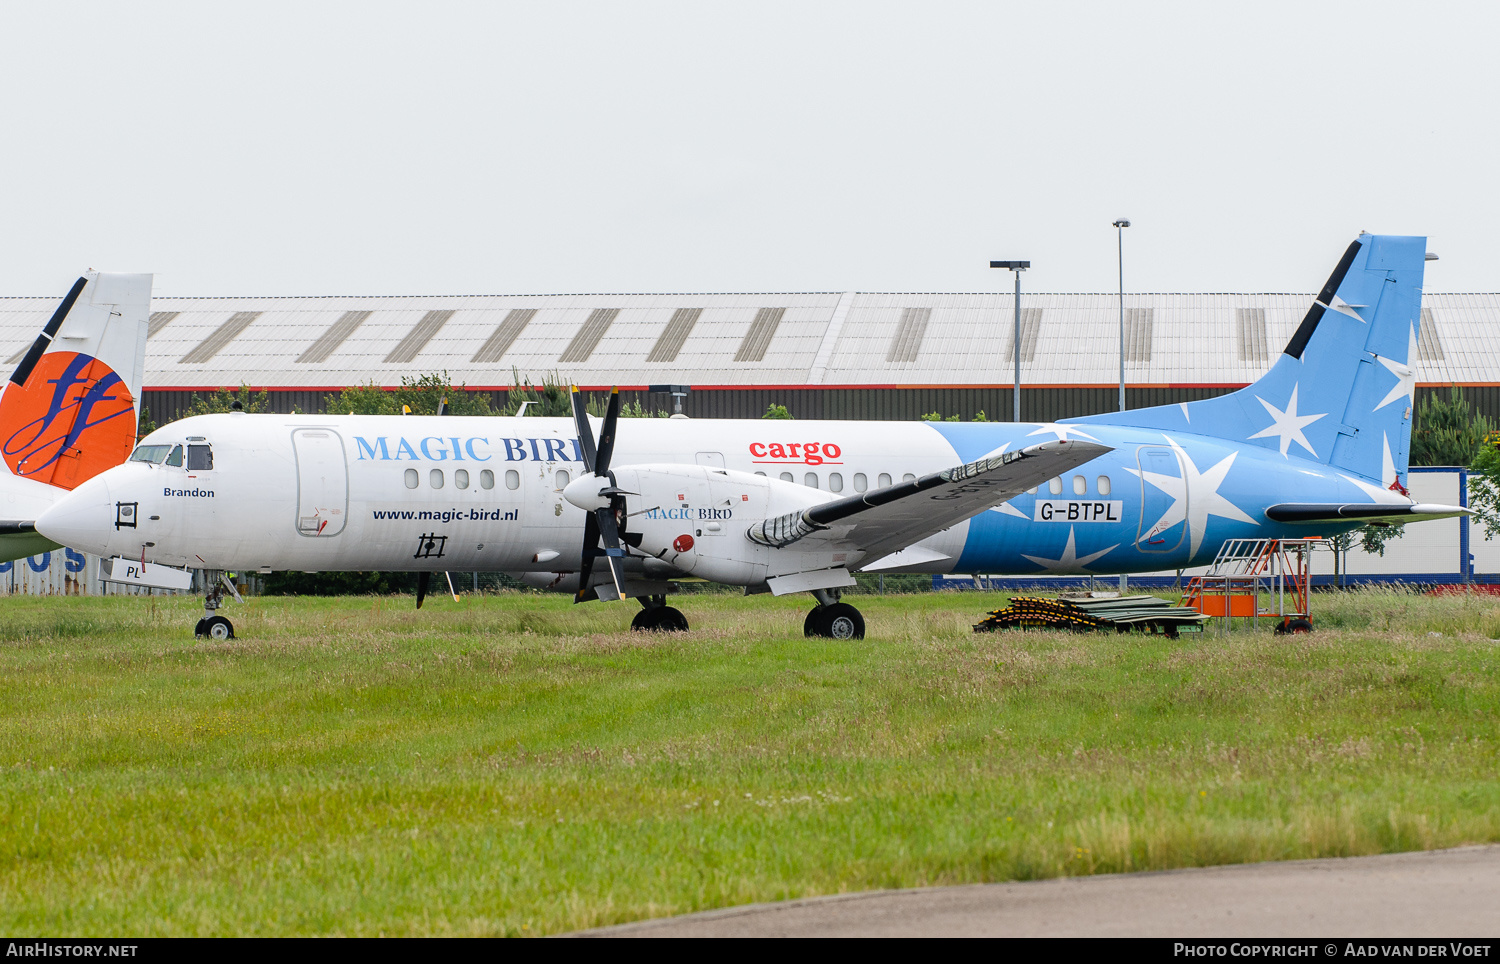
[1,588,1497,936]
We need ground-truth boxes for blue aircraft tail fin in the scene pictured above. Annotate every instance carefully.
[1069,233,1426,492]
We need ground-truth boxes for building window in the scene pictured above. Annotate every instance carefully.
[430,469,444,489]
[455,469,469,490]
[555,469,571,489]
[878,473,892,487]
[1073,475,1087,495]
[805,472,819,488]
[1048,477,1063,495]
[853,473,868,492]
[780,472,794,483]
[829,472,843,492]
[1097,475,1111,495]
[405,468,419,489]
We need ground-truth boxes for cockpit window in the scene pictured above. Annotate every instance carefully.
[129,444,173,464]
[166,445,184,467]
[187,444,213,471]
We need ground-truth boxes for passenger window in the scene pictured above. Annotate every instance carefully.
[430,469,444,489]
[902,473,915,483]
[556,469,571,489]
[405,468,419,489]
[853,473,867,492]
[1073,475,1087,496]
[187,445,212,471]
[1097,475,1111,496]
[780,472,794,483]
[455,469,469,490]
[804,472,819,488]
[878,473,892,487]
[1048,477,1063,495]
[166,445,184,467]
[754,471,766,477]
[829,472,844,493]
[504,470,519,490]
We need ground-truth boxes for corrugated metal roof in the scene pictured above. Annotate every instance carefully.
[297,310,371,364]
[4,290,1500,389]
[384,309,454,364]
[147,311,179,338]
[179,311,260,364]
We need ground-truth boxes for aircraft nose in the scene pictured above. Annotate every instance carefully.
[35,475,115,555]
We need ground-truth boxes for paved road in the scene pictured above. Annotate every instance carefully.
[580,846,1500,937]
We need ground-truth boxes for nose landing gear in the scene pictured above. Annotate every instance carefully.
[194,571,242,640]
[804,589,865,639]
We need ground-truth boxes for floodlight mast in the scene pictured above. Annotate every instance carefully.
[989,260,1030,422]
[1111,218,1131,594]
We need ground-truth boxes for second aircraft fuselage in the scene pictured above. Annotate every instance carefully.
[41,412,1385,578]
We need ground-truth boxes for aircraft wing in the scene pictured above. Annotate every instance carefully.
[1265,503,1470,524]
[747,439,1111,563]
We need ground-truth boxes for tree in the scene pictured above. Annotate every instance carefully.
[1468,442,1500,540]
[762,403,793,420]
[325,372,492,417]
[187,384,273,417]
[499,370,573,417]
[1410,385,1493,466]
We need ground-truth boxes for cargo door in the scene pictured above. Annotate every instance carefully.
[293,429,348,536]
[1136,445,1186,553]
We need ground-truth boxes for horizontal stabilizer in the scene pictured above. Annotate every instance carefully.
[1264,502,1470,524]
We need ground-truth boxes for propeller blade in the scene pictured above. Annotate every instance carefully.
[593,501,627,599]
[444,571,459,602]
[570,386,598,474]
[436,395,448,416]
[594,387,622,475]
[574,510,600,603]
[416,571,430,609]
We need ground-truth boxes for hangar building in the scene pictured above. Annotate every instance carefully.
[2,289,1499,425]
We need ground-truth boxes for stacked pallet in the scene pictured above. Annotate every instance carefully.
[973,593,1208,637]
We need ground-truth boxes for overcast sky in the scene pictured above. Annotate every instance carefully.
[2,2,1496,298]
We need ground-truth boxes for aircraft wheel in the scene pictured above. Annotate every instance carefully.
[805,603,864,640]
[194,618,208,639]
[631,606,689,632]
[204,616,235,640]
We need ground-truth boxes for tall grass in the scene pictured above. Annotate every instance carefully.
[0,589,1496,935]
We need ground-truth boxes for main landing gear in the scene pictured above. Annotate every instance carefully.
[631,594,689,632]
[194,571,241,640]
[804,589,865,639]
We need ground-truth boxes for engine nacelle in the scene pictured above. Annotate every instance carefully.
[610,463,853,587]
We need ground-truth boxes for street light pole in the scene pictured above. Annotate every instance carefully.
[1113,219,1130,413]
[1112,219,1131,595]
[990,260,1030,422]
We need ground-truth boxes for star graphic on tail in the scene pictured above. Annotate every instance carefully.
[1248,384,1326,458]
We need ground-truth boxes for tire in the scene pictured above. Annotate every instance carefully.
[632,606,689,632]
[806,603,864,640]
[1285,617,1313,634]
[204,616,234,640]
[194,618,208,639]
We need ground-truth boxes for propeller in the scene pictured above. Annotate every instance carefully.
[569,386,628,602]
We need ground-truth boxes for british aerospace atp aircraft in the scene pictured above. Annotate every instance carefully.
[34,234,1466,640]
